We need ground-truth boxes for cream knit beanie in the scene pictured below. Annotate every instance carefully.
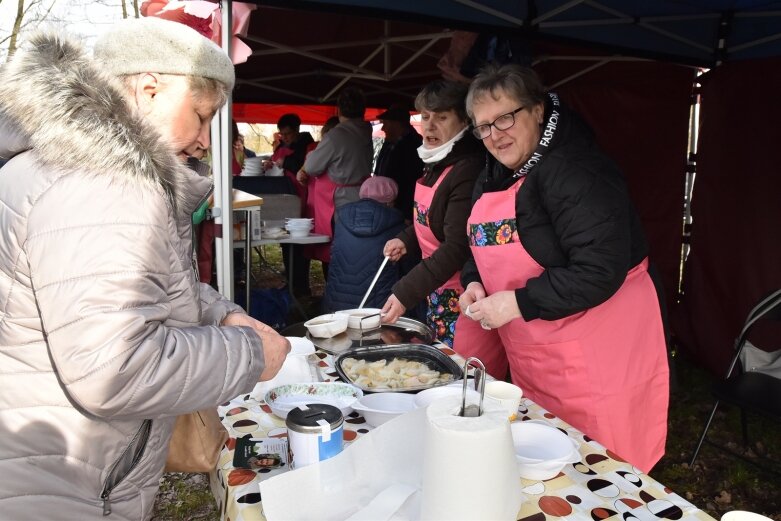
[94,17,235,90]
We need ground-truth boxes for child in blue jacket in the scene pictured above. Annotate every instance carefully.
[324,177,405,311]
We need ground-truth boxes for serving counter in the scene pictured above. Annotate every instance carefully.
[210,344,715,521]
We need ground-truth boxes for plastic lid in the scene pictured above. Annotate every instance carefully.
[286,403,344,433]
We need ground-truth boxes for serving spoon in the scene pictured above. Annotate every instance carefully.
[358,256,390,310]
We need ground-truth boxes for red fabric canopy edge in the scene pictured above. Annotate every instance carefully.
[234,103,385,125]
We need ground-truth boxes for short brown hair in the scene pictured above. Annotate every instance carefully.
[466,63,546,121]
[414,80,469,123]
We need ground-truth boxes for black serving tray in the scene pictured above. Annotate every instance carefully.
[333,344,463,393]
[305,317,435,355]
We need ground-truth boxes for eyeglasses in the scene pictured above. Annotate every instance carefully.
[471,106,526,140]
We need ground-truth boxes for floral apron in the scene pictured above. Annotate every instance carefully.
[464,176,669,472]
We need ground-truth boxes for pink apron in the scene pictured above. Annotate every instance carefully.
[465,177,669,472]
[306,173,365,263]
[413,167,483,346]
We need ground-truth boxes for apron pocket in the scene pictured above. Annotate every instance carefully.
[504,338,596,436]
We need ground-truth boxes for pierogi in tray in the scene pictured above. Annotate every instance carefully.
[333,344,464,393]
[341,357,454,390]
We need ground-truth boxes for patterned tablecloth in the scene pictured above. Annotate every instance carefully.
[210,344,715,521]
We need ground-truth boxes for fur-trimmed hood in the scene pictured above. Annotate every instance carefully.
[0,31,210,215]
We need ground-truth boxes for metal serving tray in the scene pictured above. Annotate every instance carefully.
[304,317,436,355]
[333,344,463,393]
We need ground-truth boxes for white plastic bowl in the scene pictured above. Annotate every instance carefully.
[722,512,774,521]
[337,308,382,330]
[304,313,349,338]
[414,383,481,408]
[288,228,311,238]
[351,392,417,427]
[251,338,317,399]
[264,382,363,419]
[510,421,581,480]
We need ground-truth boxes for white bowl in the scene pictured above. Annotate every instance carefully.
[510,421,580,480]
[265,164,284,177]
[264,382,363,419]
[304,313,349,338]
[285,218,313,226]
[288,229,311,238]
[288,336,316,356]
[251,348,317,399]
[414,383,481,408]
[722,512,774,521]
[351,392,417,427]
[337,308,382,330]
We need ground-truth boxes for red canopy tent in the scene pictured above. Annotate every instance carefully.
[233,103,385,125]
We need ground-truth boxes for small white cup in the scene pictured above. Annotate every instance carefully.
[485,381,523,420]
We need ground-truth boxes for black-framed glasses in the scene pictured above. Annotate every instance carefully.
[472,106,526,140]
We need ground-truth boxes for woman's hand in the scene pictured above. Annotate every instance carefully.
[221,313,291,381]
[459,281,486,316]
[383,238,407,262]
[296,169,309,186]
[463,290,520,329]
[381,294,406,324]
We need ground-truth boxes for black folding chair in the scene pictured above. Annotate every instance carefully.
[690,289,781,473]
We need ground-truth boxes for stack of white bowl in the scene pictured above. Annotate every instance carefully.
[285,217,313,238]
[240,156,263,176]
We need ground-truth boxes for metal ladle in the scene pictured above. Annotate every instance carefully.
[458,357,486,417]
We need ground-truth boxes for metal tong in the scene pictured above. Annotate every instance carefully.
[458,357,486,417]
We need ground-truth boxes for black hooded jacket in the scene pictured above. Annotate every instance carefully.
[461,98,649,321]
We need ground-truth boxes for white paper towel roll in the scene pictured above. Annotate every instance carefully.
[420,395,522,520]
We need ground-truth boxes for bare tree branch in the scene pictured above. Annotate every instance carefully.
[7,0,27,60]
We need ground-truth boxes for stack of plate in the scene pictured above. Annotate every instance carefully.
[285,218,313,238]
[240,157,263,176]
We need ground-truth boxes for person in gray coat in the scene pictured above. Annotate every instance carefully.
[0,18,290,520]
[298,87,374,209]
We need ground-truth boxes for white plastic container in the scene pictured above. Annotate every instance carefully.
[510,421,581,480]
[304,313,349,338]
[337,308,382,330]
[351,392,417,427]
[414,383,481,409]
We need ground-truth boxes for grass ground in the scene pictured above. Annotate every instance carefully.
[153,247,781,520]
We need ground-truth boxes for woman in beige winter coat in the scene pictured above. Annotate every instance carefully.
[0,18,289,520]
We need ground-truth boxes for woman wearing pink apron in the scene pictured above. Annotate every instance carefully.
[381,80,484,346]
[304,171,364,265]
[457,64,669,472]
[301,117,343,267]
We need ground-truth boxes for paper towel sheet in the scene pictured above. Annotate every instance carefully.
[260,406,428,521]
[260,396,522,521]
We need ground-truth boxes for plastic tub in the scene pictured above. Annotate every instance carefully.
[304,313,349,338]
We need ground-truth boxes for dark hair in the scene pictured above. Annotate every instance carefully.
[277,113,301,131]
[337,87,366,119]
[466,63,546,121]
[414,80,469,123]
[322,116,340,134]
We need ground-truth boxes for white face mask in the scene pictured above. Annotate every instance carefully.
[416,127,468,164]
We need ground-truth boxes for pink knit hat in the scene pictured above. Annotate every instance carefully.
[360,176,398,204]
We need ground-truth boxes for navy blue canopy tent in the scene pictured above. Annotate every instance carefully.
[224,0,781,375]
